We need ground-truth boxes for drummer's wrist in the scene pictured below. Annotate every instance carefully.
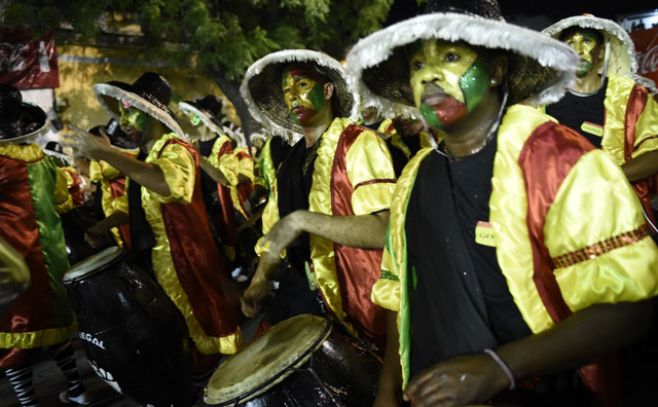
[91,143,114,161]
[288,210,307,233]
[252,266,275,285]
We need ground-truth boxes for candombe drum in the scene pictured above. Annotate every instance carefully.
[63,247,196,406]
[203,314,381,406]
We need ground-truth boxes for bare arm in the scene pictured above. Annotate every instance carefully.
[374,310,403,406]
[200,157,230,186]
[63,127,170,196]
[87,211,130,236]
[85,211,130,249]
[622,150,658,182]
[241,209,389,317]
[93,147,171,196]
[404,300,653,406]
[291,209,389,249]
[499,300,652,379]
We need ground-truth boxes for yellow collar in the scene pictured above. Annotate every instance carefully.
[0,143,45,162]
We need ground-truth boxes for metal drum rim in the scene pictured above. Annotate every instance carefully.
[63,246,125,283]
[203,315,333,406]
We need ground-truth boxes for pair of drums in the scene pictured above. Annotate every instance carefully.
[204,314,381,406]
[63,247,196,406]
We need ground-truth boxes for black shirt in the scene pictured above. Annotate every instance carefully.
[546,80,607,148]
[276,137,321,274]
[388,135,422,177]
[407,137,530,375]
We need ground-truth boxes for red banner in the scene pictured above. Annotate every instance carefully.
[631,26,658,86]
[0,28,59,89]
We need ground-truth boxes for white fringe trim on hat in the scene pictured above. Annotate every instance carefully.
[346,12,578,111]
[94,83,188,141]
[178,101,224,142]
[240,49,360,138]
[543,15,638,77]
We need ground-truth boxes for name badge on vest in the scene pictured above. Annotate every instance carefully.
[475,221,496,247]
[580,121,603,138]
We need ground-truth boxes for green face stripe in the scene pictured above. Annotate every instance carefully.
[459,57,491,112]
[289,111,301,125]
[308,82,326,111]
[576,59,594,77]
[420,103,442,129]
[27,158,73,325]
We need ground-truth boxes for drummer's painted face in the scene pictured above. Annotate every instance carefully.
[560,29,604,78]
[409,40,492,130]
[118,101,148,144]
[282,67,328,126]
[190,114,203,127]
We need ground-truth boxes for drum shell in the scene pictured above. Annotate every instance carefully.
[206,326,380,406]
[64,255,196,406]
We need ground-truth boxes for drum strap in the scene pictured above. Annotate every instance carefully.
[277,137,318,274]
[128,152,156,272]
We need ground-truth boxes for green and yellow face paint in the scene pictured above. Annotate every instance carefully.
[409,40,492,130]
[561,29,603,78]
[282,66,327,126]
[118,101,148,144]
[191,114,202,127]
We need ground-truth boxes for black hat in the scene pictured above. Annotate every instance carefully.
[93,72,186,140]
[43,140,71,165]
[0,83,48,143]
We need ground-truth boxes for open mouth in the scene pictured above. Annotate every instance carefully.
[421,84,450,106]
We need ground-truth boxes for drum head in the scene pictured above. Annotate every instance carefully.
[204,314,331,405]
[63,246,124,283]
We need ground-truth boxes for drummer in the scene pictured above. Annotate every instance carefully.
[0,84,90,406]
[63,72,242,381]
[179,95,255,265]
[239,50,396,347]
[253,130,292,237]
[346,0,658,405]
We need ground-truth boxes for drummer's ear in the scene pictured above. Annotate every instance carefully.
[489,53,508,88]
[323,83,334,100]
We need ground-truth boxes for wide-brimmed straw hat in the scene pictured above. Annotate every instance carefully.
[240,50,358,137]
[178,95,224,142]
[543,15,656,93]
[543,15,636,77]
[345,0,579,119]
[0,84,49,144]
[93,72,186,140]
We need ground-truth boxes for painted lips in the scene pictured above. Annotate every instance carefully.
[292,106,309,114]
[421,84,450,107]
[289,105,317,125]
